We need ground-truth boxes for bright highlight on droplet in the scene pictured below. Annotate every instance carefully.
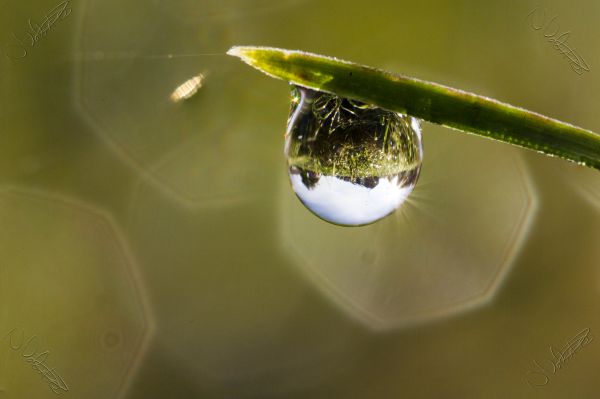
[170,73,206,103]
[285,86,423,226]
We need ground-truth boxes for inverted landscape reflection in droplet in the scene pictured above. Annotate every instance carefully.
[285,86,423,226]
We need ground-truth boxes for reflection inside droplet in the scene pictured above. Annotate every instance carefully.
[285,86,423,226]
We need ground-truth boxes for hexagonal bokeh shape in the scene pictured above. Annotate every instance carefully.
[280,127,538,330]
[126,178,370,398]
[73,0,284,208]
[0,188,153,399]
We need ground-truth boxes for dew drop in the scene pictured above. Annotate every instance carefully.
[285,86,423,226]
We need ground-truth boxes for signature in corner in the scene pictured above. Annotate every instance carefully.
[526,7,590,75]
[1,1,72,60]
[3,328,69,395]
[525,327,593,389]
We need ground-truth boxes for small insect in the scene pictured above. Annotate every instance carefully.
[170,72,206,103]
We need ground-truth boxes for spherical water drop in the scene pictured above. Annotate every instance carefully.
[285,86,423,226]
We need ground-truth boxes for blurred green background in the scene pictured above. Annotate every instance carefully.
[0,0,599,398]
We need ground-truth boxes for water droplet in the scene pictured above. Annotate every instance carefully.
[285,86,423,226]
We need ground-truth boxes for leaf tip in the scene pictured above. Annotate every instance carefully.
[226,45,260,65]
[226,45,244,58]
[227,45,288,81]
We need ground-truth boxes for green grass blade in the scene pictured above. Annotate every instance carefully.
[228,46,600,170]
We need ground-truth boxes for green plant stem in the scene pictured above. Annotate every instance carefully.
[228,46,600,170]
